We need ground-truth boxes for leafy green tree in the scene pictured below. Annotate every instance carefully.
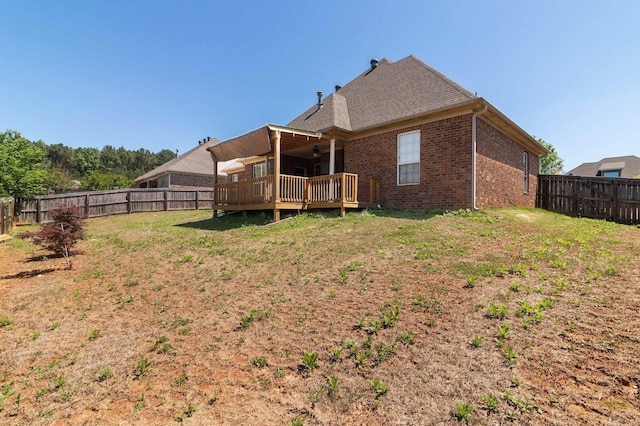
[156,149,177,165]
[46,143,74,173]
[81,172,132,190]
[71,147,102,177]
[0,130,48,197]
[536,137,564,175]
[44,168,76,194]
[100,145,124,173]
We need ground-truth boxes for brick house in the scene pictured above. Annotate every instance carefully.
[134,138,229,189]
[207,55,547,219]
[567,155,640,178]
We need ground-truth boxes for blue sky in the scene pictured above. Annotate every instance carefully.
[2,1,639,172]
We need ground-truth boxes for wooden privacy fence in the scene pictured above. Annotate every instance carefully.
[537,175,640,224]
[17,189,215,224]
[1,198,16,234]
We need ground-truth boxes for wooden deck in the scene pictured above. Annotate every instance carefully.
[213,173,358,216]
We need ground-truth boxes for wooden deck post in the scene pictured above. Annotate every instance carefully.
[329,138,336,201]
[273,129,281,221]
[211,152,218,218]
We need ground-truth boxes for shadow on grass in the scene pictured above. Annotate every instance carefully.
[361,208,448,220]
[2,268,58,279]
[176,211,273,231]
[177,208,450,231]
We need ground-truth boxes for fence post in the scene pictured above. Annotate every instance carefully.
[574,177,581,218]
[85,193,90,218]
[9,198,14,232]
[164,190,168,211]
[611,179,618,222]
[127,190,132,214]
[36,198,41,223]
[195,191,200,210]
[0,199,4,234]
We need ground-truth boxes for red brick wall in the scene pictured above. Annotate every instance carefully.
[169,173,216,188]
[344,114,540,210]
[475,118,539,208]
[344,115,473,210]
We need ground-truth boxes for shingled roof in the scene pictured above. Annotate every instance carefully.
[567,155,640,178]
[134,138,223,183]
[287,55,477,132]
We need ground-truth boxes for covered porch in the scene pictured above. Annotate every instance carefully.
[208,125,360,220]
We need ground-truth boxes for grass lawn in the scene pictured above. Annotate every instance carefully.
[0,207,639,425]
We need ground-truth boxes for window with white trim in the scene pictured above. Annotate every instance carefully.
[231,174,239,182]
[253,163,267,178]
[598,170,621,178]
[397,130,420,185]
[523,152,529,193]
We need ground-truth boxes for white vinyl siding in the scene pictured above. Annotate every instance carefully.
[397,130,420,185]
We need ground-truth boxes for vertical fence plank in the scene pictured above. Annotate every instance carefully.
[13,189,215,224]
[0,199,4,234]
[537,175,640,224]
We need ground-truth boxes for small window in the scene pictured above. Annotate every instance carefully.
[253,163,267,178]
[523,152,529,193]
[231,174,239,182]
[398,130,420,185]
[599,170,621,178]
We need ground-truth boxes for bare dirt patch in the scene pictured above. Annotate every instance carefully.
[1,209,639,425]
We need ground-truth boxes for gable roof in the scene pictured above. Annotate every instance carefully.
[567,155,640,178]
[287,55,477,133]
[134,138,226,183]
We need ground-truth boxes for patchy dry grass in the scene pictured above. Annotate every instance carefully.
[0,208,639,425]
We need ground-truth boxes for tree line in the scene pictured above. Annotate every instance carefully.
[1,130,176,198]
[1,129,566,199]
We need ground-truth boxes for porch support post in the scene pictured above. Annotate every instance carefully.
[329,139,335,175]
[273,129,281,221]
[329,138,336,201]
[210,150,219,219]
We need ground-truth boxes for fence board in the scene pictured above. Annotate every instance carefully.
[1,198,16,234]
[537,175,640,224]
[16,189,214,223]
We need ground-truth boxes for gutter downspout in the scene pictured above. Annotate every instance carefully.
[472,103,488,210]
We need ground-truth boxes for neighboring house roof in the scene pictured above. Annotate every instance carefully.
[134,138,228,183]
[567,155,640,178]
[287,55,477,133]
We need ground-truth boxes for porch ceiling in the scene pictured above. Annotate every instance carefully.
[207,124,334,162]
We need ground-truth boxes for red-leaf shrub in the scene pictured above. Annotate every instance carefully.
[21,205,85,269]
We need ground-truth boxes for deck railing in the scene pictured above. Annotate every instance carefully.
[280,175,307,203]
[214,173,358,207]
[215,176,275,206]
[307,173,358,203]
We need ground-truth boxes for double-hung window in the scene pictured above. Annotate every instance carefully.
[253,162,267,179]
[397,130,420,185]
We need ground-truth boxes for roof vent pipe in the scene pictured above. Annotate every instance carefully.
[370,59,378,70]
[316,91,323,110]
[335,85,341,91]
